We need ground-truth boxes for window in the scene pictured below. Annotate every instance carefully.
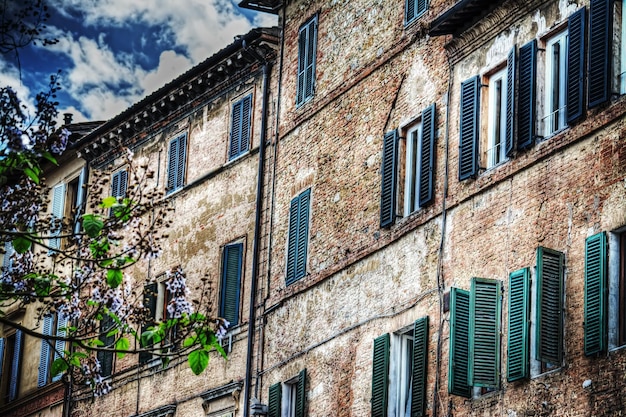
[267,369,307,417]
[229,95,252,160]
[486,68,508,168]
[286,189,311,285]
[140,276,176,364]
[0,329,24,404]
[38,312,68,386]
[220,243,243,326]
[405,0,428,24]
[587,0,612,106]
[166,133,187,194]
[507,268,530,381]
[544,30,568,136]
[2,241,14,277]
[617,0,626,94]
[111,169,128,201]
[458,76,480,180]
[49,167,87,250]
[371,318,429,417]
[97,316,115,377]
[296,16,317,107]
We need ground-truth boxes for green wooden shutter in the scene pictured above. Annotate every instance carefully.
[220,243,243,326]
[380,130,398,228]
[449,288,471,397]
[52,313,68,382]
[588,0,613,108]
[371,333,390,417]
[229,95,252,160]
[296,368,307,417]
[507,268,530,381]
[418,104,436,208]
[584,232,607,356]
[167,135,187,193]
[411,317,429,417]
[469,278,501,389]
[240,95,252,155]
[566,7,586,124]
[176,134,187,190]
[268,382,282,417]
[98,316,115,377]
[286,195,299,284]
[9,330,23,401]
[50,182,66,250]
[459,76,480,180]
[297,17,317,106]
[296,189,311,281]
[517,40,537,150]
[505,47,516,157]
[38,314,54,387]
[405,0,416,22]
[140,282,158,364]
[536,247,564,365]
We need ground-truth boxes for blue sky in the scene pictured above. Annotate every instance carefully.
[2,0,276,124]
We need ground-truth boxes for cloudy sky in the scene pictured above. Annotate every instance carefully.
[3,0,276,124]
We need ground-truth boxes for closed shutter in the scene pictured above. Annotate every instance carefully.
[176,135,187,190]
[588,0,613,108]
[566,7,586,123]
[507,268,530,381]
[406,0,428,22]
[38,314,54,387]
[505,47,516,157]
[297,17,317,106]
[448,288,471,397]
[268,382,282,417]
[584,232,607,356]
[286,189,311,285]
[240,95,252,156]
[166,135,187,193]
[295,368,307,417]
[9,330,23,401]
[380,130,398,228]
[220,243,243,326]
[371,333,389,417]
[140,282,158,364]
[536,247,564,365]
[52,313,68,382]
[418,105,436,208]
[517,40,537,150]
[50,182,66,250]
[98,316,115,377]
[459,76,480,180]
[411,317,429,417]
[229,95,252,160]
[469,278,501,388]
[111,170,128,199]
[286,196,299,284]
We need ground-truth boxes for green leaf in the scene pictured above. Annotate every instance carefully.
[116,337,130,359]
[188,349,209,375]
[91,339,105,347]
[82,214,104,238]
[141,330,154,347]
[24,167,40,184]
[106,269,123,288]
[12,236,31,254]
[69,356,81,367]
[106,327,119,338]
[183,336,196,348]
[214,342,227,359]
[41,151,58,165]
[51,358,68,377]
[101,196,117,208]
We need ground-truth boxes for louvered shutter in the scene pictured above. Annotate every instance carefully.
[74,167,87,234]
[38,314,54,387]
[286,196,299,284]
[0,338,4,383]
[371,333,390,417]
[405,0,416,22]
[411,317,429,417]
[167,138,178,193]
[98,316,115,377]
[296,189,311,281]
[469,278,501,388]
[505,47,516,157]
[220,243,243,326]
[112,170,128,199]
[417,0,428,17]
[536,247,564,365]
[268,382,282,417]
[584,232,607,356]
[566,7,586,124]
[9,330,23,401]
[380,130,398,228]
[588,0,613,108]
[297,17,317,106]
[140,282,158,364]
[176,135,187,190]
[418,105,436,207]
[3,241,14,272]
[507,268,530,381]
[52,312,68,382]
[50,182,66,250]
[240,95,252,155]
[517,40,537,150]
[167,135,187,193]
[448,288,471,397]
[297,25,307,105]
[295,368,307,417]
[459,76,480,180]
[230,99,242,159]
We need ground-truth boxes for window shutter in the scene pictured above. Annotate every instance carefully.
[296,189,311,281]
[371,333,390,417]
[297,17,317,106]
[112,170,128,199]
[380,130,398,228]
[0,338,4,382]
[230,99,242,160]
[406,0,415,22]
[448,288,471,397]
[411,317,429,417]
[507,268,530,382]
[459,76,480,180]
[417,0,428,17]
[38,314,54,387]
[469,278,501,389]
[588,0,613,108]
[9,330,23,401]
[240,95,252,155]
[220,243,243,326]
[297,25,307,105]
[584,232,607,356]
[52,312,68,382]
[418,104,436,208]
[566,7,586,123]
[268,382,282,417]
[517,40,537,150]
[50,182,66,250]
[296,368,307,417]
[505,47,516,157]
[74,167,87,234]
[167,135,187,193]
[167,138,178,193]
[140,282,158,364]
[176,135,187,190]
[536,247,564,365]
[98,316,115,377]
[3,241,14,272]
[286,195,299,284]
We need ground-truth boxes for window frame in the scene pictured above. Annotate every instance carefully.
[166,132,188,194]
[0,329,23,404]
[296,15,318,107]
[219,242,244,326]
[405,0,428,25]
[38,312,68,387]
[486,67,509,169]
[543,30,569,137]
[229,94,253,161]
[403,121,423,217]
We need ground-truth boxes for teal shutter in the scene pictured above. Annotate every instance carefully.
[380,130,398,228]
[295,368,307,417]
[297,16,317,106]
[411,317,429,417]
[584,232,607,356]
[536,247,564,365]
[448,288,471,397]
[371,333,390,417]
[418,105,436,208]
[505,47,516,157]
[229,95,252,160]
[517,40,537,150]
[38,314,54,387]
[111,169,128,199]
[286,189,311,285]
[406,0,428,22]
[0,338,4,383]
[469,278,501,389]
[9,330,23,401]
[268,382,282,417]
[166,134,187,193]
[74,167,87,234]
[566,7,586,123]
[507,268,530,381]
[459,76,480,180]
[140,282,158,364]
[50,182,66,250]
[220,243,243,326]
[588,0,613,108]
[52,312,68,382]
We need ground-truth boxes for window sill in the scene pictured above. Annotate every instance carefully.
[531,366,562,380]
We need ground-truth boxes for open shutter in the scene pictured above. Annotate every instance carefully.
[220,243,243,326]
[268,382,282,417]
[38,315,54,387]
[9,330,23,401]
[505,47,516,157]
[50,183,66,250]
[566,7,586,124]
[536,247,564,365]
[74,167,87,234]
[240,95,252,155]
[380,130,398,228]
[588,0,613,108]
[52,313,68,382]
[469,278,501,389]
[371,333,389,417]
[418,104,436,207]
[584,232,607,356]
[517,40,537,150]
[305,18,317,103]
[449,288,471,397]
[459,76,480,180]
[296,189,311,281]
[176,134,187,190]
[411,317,429,417]
[507,268,530,381]
[297,24,307,105]
[140,282,158,364]
[286,195,299,284]
[295,368,307,417]
[0,338,4,383]
[230,99,243,159]
[167,138,179,193]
